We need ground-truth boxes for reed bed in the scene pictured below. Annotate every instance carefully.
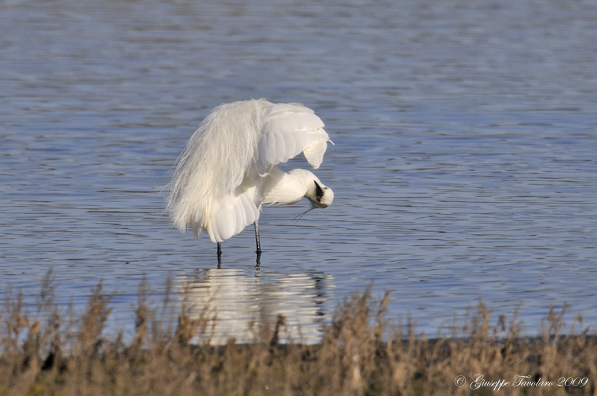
[1,271,595,396]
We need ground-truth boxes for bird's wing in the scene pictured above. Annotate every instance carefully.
[201,166,263,243]
[204,184,260,243]
[256,103,331,170]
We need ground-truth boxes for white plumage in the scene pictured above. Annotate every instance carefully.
[166,99,334,255]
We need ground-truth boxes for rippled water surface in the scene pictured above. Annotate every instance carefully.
[2,0,597,340]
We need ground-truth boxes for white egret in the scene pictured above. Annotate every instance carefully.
[166,99,334,264]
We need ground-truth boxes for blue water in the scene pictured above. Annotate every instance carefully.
[1,0,597,341]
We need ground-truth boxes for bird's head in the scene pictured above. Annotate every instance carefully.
[307,179,334,209]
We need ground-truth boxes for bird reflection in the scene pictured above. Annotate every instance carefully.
[176,268,333,345]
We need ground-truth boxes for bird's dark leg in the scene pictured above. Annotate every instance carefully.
[217,242,222,268]
[254,221,261,267]
[254,221,261,254]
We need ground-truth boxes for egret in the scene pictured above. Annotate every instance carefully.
[166,99,334,265]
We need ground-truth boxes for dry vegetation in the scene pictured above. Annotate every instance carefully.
[1,271,596,396]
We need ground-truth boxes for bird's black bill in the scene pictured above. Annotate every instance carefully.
[294,207,316,222]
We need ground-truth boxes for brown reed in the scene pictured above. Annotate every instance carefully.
[1,271,595,396]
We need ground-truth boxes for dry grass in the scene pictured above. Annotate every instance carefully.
[1,271,596,396]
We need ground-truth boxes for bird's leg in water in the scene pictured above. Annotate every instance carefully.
[217,242,222,268]
[254,221,261,267]
[254,221,262,254]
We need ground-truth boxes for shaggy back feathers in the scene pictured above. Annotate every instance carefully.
[167,100,267,232]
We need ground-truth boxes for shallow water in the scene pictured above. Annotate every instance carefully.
[1,0,597,341]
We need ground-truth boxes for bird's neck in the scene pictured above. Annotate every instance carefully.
[262,168,315,205]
